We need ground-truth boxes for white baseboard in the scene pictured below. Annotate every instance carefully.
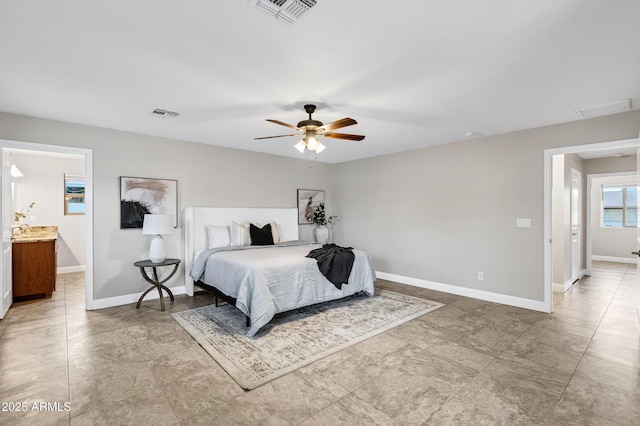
[592,255,636,264]
[91,272,553,314]
[90,285,187,310]
[553,280,574,293]
[58,265,85,274]
[375,271,549,313]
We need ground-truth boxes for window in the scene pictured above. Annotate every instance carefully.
[602,185,637,227]
[64,174,85,215]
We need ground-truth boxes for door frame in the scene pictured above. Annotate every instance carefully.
[1,149,13,318]
[0,139,94,310]
[544,137,640,313]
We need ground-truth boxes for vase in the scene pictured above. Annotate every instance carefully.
[12,220,22,236]
[315,225,330,245]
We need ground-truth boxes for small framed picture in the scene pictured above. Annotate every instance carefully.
[297,189,324,225]
[120,176,178,229]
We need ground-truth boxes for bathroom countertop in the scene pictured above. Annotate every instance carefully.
[12,225,58,243]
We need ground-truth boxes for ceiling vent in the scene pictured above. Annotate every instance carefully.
[249,0,317,24]
[574,99,632,119]
[151,108,180,118]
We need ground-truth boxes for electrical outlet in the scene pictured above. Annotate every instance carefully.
[477,272,484,281]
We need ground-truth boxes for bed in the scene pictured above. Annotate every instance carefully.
[184,207,376,336]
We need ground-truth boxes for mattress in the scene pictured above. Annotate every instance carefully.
[193,243,375,336]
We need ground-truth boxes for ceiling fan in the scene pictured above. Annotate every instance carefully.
[254,104,365,153]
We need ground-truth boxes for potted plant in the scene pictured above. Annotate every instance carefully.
[312,203,337,244]
[13,202,35,227]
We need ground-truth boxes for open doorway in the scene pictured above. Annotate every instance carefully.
[545,137,639,312]
[587,172,637,266]
[0,139,93,314]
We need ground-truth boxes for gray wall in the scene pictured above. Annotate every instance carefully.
[0,112,332,300]
[585,155,637,175]
[1,109,639,306]
[332,110,640,302]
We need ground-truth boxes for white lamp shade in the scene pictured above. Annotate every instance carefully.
[306,135,319,151]
[142,214,174,235]
[294,139,306,153]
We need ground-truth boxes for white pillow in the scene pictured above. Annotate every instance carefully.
[230,221,251,246]
[205,225,230,249]
[270,221,282,244]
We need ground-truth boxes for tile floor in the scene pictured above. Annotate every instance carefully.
[0,262,638,425]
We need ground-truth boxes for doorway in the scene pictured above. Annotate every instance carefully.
[570,168,582,284]
[0,139,93,316]
[544,137,640,312]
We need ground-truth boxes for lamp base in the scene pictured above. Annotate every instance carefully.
[149,235,167,263]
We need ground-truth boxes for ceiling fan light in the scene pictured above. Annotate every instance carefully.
[306,134,319,151]
[294,139,307,153]
[315,141,326,153]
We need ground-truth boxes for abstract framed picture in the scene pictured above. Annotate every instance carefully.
[120,176,178,229]
[297,189,324,225]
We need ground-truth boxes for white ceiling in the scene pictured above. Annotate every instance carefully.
[578,146,638,160]
[1,1,639,164]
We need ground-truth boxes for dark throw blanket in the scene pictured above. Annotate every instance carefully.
[306,244,355,289]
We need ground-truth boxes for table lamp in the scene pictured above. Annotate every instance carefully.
[142,214,174,263]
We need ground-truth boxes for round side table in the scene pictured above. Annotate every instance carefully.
[134,258,180,311]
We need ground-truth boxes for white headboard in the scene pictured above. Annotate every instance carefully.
[183,207,299,295]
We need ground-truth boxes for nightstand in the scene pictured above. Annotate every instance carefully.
[134,258,180,311]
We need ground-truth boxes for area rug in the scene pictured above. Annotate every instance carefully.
[172,290,444,390]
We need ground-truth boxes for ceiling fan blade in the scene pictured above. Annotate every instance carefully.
[266,119,299,131]
[322,132,365,141]
[321,118,357,131]
[254,134,301,140]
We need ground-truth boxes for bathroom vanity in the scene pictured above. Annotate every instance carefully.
[12,226,58,299]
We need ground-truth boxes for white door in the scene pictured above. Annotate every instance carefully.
[571,168,581,283]
[0,148,12,318]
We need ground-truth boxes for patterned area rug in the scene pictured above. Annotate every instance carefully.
[172,290,444,390]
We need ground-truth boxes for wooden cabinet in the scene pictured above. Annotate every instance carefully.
[12,239,57,298]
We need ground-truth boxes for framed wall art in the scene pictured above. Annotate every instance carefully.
[120,176,178,229]
[297,189,324,225]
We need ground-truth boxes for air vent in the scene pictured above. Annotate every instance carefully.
[249,0,317,24]
[151,108,180,118]
[574,99,632,119]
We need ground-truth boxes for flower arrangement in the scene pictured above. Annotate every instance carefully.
[312,203,338,226]
[14,202,35,224]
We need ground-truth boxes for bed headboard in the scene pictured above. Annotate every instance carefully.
[183,207,299,295]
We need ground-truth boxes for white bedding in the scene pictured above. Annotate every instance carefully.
[197,243,376,336]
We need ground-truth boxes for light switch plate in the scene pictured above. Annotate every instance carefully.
[516,218,532,228]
